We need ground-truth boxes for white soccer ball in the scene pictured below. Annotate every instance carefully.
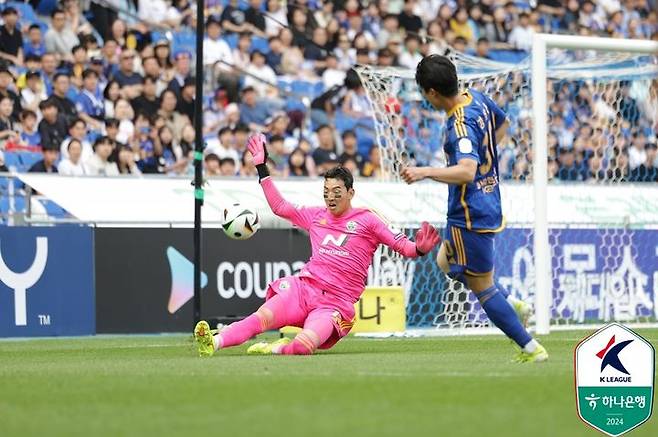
[221,203,260,240]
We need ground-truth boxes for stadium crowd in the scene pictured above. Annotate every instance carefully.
[0,0,655,182]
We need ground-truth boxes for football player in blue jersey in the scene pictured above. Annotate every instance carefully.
[402,54,548,363]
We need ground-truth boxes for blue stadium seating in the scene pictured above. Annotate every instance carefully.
[223,33,239,50]
[313,81,324,98]
[276,79,292,94]
[19,152,42,169]
[334,111,357,132]
[3,152,22,171]
[35,0,58,16]
[172,31,196,56]
[250,36,270,54]
[355,126,375,156]
[290,80,316,98]
[220,0,250,8]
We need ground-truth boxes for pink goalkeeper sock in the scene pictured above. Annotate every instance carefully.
[278,332,316,355]
[217,314,266,349]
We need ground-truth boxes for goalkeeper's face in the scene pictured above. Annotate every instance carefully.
[323,178,354,216]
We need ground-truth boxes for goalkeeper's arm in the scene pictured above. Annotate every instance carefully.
[247,133,312,228]
[372,216,441,258]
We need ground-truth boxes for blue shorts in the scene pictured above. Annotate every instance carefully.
[443,225,494,278]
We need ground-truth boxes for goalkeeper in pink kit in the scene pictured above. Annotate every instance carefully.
[193,133,440,356]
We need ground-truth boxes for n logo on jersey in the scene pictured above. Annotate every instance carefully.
[321,233,349,247]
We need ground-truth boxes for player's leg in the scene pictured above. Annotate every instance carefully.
[437,231,529,324]
[496,279,533,327]
[465,273,547,362]
[194,277,307,356]
[442,226,547,362]
[249,306,352,355]
[276,308,345,355]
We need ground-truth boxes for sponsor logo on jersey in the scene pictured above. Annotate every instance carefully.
[321,233,349,247]
[319,233,350,257]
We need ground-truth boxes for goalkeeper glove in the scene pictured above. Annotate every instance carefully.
[415,221,440,256]
[246,133,270,180]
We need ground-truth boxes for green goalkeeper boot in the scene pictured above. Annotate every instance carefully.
[194,320,215,357]
[247,337,291,355]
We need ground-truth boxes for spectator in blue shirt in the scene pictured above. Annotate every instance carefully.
[266,36,283,74]
[24,24,46,58]
[76,69,105,132]
[19,110,41,147]
[238,86,269,131]
[41,53,58,96]
[112,49,143,99]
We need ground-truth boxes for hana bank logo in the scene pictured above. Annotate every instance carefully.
[0,237,48,326]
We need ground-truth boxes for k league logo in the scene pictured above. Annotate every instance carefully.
[575,323,655,436]
[597,335,633,378]
[0,237,48,326]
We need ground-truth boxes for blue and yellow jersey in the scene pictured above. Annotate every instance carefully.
[443,89,506,232]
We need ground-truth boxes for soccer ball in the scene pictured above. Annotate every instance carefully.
[221,203,260,240]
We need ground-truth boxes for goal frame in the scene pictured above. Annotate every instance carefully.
[531,34,658,334]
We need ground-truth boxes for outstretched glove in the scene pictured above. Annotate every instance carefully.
[247,133,268,165]
[246,133,270,180]
[415,221,440,256]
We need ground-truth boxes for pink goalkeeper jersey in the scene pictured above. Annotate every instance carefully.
[261,178,418,310]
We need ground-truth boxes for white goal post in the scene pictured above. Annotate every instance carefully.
[532,34,658,335]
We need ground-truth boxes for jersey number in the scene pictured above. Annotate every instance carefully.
[479,132,492,175]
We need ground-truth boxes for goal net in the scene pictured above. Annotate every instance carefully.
[356,37,658,334]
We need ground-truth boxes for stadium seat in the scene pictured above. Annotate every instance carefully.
[220,0,250,8]
[7,1,38,23]
[3,152,22,171]
[334,111,357,133]
[312,81,325,98]
[223,33,239,50]
[487,49,528,64]
[290,80,316,98]
[18,152,42,169]
[355,127,375,156]
[173,31,196,52]
[35,0,58,16]
[284,96,306,112]
[151,31,166,43]
[250,36,270,54]
[277,78,292,94]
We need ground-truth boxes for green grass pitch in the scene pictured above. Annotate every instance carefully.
[1,330,656,437]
